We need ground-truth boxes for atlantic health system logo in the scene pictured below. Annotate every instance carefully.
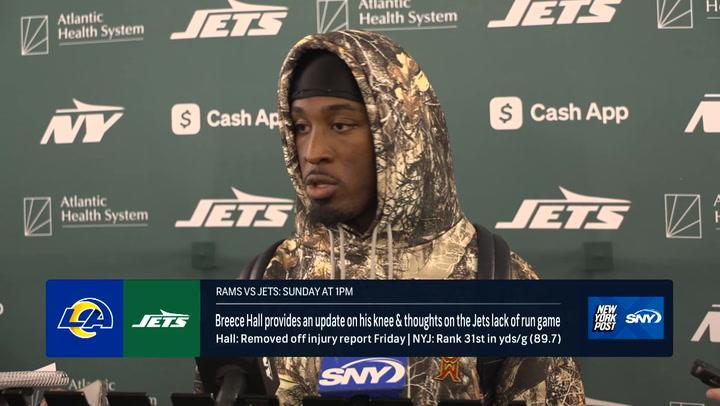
[170,0,288,40]
[657,0,693,29]
[316,0,460,33]
[20,15,49,56]
[23,197,52,237]
[664,193,719,240]
[657,0,720,30]
[20,12,145,56]
[22,194,150,238]
[496,187,631,230]
[664,194,702,239]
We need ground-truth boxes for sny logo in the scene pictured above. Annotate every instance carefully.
[132,310,189,328]
[57,298,114,339]
[592,304,617,332]
[691,304,720,343]
[175,188,293,228]
[319,357,406,386]
[625,309,662,324]
[42,99,124,144]
[496,187,631,230]
[171,0,288,40]
[488,0,621,28]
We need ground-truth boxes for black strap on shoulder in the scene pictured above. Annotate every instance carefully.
[474,223,512,403]
[238,239,284,280]
[473,223,510,280]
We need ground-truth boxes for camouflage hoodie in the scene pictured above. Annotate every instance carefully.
[264,30,585,406]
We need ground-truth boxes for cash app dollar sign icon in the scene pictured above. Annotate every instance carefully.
[499,103,513,124]
[180,110,193,129]
[171,103,200,136]
[489,97,522,131]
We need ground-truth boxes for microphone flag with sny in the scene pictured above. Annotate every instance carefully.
[318,357,408,398]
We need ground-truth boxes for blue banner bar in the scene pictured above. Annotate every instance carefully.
[200,280,673,357]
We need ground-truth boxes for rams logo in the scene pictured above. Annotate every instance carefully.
[57,298,114,338]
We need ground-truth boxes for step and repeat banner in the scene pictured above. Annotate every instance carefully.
[1,0,718,405]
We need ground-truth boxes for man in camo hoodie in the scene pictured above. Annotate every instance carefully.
[252,30,585,405]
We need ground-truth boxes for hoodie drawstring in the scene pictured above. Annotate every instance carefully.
[327,229,335,279]
[386,224,393,280]
[328,223,393,280]
[370,225,379,280]
[338,226,346,280]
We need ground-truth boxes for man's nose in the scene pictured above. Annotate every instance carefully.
[303,126,333,164]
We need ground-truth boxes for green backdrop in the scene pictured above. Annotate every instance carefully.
[2,0,718,405]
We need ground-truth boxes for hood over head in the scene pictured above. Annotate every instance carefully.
[277,29,463,250]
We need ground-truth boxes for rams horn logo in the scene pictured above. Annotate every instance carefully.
[57,298,114,338]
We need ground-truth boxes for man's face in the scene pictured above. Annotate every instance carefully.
[291,96,377,232]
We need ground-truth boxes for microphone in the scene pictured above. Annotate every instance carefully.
[195,357,279,405]
[317,357,408,399]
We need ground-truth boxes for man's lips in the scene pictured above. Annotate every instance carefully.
[305,174,339,200]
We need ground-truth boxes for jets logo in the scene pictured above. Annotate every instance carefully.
[691,304,720,343]
[488,0,621,28]
[496,187,631,230]
[41,99,124,145]
[57,298,114,339]
[170,0,288,40]
[175,188,293,228]
[132,310,190,328]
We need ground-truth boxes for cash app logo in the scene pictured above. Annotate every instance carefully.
[489,97,523,130]
[124,280,199,357]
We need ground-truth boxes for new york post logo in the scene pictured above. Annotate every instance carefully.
[46,280,123,357]
[171,0,288,40]
[588,297,664,340]
[175,188,293,228]
[592,304,617,332]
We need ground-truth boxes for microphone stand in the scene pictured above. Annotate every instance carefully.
[214,368,248,406]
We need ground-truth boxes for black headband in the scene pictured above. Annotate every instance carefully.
[289,50,363,103]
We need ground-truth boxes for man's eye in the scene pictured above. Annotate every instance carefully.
[293,123,309,134]
[332,123,355,132]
